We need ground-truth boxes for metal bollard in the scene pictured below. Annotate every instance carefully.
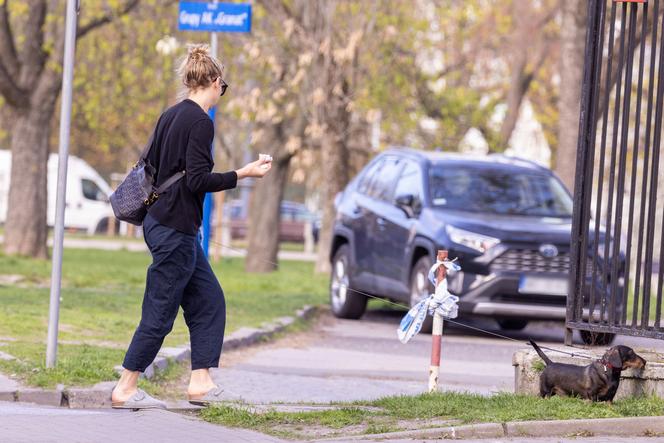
[428,250,447,393]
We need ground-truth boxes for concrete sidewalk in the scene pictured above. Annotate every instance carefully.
[0,402,284,443]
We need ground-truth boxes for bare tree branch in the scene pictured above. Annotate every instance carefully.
[255,0,315,47]
[77,0,141,39]
[18,0,47,87]
[0,62,28,107]
[0,0,20,79]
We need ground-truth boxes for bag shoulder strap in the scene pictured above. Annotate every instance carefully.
[155,170,186,194]
[139,126,157,161]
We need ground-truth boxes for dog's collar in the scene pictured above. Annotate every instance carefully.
[599,359,615,372]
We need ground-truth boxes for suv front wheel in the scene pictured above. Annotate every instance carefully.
[329,244,367,319]
[410,255,434,333]
[580,330,615,346]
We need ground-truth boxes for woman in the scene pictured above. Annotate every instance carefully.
[111,45,271,409]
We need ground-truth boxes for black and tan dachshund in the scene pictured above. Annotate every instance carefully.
[529,340,646,402]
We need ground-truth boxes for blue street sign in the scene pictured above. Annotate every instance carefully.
[178,2,251,33]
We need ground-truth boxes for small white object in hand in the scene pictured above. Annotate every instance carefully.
[259,153,272,169]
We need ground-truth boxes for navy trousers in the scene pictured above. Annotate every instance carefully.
[123,213,226,371]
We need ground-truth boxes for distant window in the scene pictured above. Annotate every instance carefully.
[292,207,310,222]
[281,206,296,222]
[368,157,402,201]
[81,179,107,201]
[357,158,385,195]
[393,161,423,203]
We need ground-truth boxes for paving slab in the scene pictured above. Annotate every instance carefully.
[0,372,18,397]
[0,402,285,443]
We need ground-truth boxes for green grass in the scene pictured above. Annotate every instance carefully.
[625,284,659,324]
[0,248,327,388]
[201,392,664,439]
[231,240,307,253]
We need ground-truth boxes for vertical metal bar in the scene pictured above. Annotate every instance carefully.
[600,2,628,324]
[46,0,78,368]
[655,205,664,328]
[580,0,609,323]
[567,0,605,344]
[632,0,660,327]
[590,1,618,325]
[641,2,664,328]
[622,2,649,325]
[609,3,638,326]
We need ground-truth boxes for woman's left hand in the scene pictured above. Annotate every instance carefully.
[236,154,272,179]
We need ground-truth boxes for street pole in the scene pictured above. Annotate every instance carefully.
[46,0,78,368]
[201,11,219,257]
[428,250,447,393]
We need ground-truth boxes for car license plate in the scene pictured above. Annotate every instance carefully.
[518,276,568,296]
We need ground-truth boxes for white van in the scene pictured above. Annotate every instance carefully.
[0,150,116,234]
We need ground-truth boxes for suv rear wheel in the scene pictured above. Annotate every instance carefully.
[410,255,434,334]
[329,244,367,319]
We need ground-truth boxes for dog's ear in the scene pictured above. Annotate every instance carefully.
[606,347,623,369]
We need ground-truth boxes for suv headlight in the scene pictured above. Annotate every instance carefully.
[446,226,500,253]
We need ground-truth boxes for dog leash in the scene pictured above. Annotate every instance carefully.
[208,239,595,360]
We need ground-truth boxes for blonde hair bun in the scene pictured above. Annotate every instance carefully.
[188,44,210,60]
[179,44,224,91]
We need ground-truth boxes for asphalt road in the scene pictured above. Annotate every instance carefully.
[212,308,664,403]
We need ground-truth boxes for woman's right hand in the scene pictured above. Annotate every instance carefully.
[236,154,272,179]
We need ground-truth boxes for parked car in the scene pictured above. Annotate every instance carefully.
[228,199,320,243]
[0,150,115,235]
[329,148,620,345]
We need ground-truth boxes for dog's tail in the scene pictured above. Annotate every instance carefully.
[529,339,553,366]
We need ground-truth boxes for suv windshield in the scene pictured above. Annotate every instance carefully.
[429,165,573,217]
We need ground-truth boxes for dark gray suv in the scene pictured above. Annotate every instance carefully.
[329,148,618,344]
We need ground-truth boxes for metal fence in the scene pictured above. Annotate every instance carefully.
[567,0,664,344]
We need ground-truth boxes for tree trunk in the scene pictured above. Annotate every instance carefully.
[245,125,291,273]
[555,0,587,190]
[497,52,530,152]
[496,1,534,153]
[315,111,350,274]
[4,105,53,258]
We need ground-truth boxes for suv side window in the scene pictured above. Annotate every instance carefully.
[369,156,402,201]
[394,161,423,203]
[358,158,385,195]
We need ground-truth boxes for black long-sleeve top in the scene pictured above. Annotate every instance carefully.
[146,99,237,234]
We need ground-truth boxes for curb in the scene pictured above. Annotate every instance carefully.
[319,415,664,441]
[0,305,317,409]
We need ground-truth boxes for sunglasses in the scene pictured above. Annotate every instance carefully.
[218,77,228,97]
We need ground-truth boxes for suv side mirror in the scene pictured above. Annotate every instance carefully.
[395,194,421,218]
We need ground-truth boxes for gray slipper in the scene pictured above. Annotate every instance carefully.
[188,386,224,406]
[111,389,167,410]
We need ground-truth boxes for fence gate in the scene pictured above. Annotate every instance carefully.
[567,0,664,344]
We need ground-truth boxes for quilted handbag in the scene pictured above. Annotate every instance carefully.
[110,129,185,225]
